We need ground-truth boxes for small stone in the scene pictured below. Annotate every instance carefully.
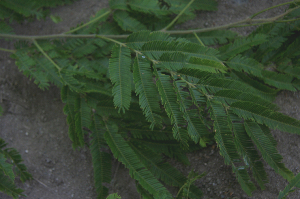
[204,163,207,165]
[25,132,28,136]
[25,150,28,153]
[212,183,216,186]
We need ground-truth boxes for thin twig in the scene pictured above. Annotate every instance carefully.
[65,10,111,34]
[161,0,195,31]
[32,39,62,72]
[0,47,16,53]
[250,0,299,19]
[193,32,205,46]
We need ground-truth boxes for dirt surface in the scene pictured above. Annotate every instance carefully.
[0,0,299,199]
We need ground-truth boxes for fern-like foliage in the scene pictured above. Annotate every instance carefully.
[0,138,32,199]
[1,0,300,198]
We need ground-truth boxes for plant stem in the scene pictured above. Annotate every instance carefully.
[0,47,15,53]
[32,39,62,72]
[193,32,205,46]
[250,0,300,19]
[161,0,195,31]
[232,18,300,28]
[0,5,299,43]
[95,35,126,46]
[64,10,111,34]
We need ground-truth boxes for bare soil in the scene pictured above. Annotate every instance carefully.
[0,0,299,199]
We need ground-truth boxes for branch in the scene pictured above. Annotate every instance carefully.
[0,4,299,44]
[250,0,299,19]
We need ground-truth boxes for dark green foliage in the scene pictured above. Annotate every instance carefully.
[1,0,300,198]
[0,138,32,199]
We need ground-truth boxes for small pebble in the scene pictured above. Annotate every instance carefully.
[25,150,28,153]
[25,132,28,136]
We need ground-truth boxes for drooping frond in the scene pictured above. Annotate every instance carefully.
[174,80,209,143]
[75,96,92,146]
[153,67,189,147]
[12,50,50,89]
[122,124,174,141]
[0,173,25,199]
[132,138,190,165]
[197,77,269,99]
[231,101,300,134]
[277,63,300,80]
[244,121,294,181]
[226,55,263,77]
[133,56,162,129]
[208,101,256,195]
[109,44,132,113]
[136,183,155,199]
[130,142,203,198]
[113,10,147,32]
[229,114,268,190]
[103,121,173,199]
[278,172,300,199]
[231,71,278,101]
[90,115,111,199]
[0,154,14,182]
[261,70,297,91]
[61,86,84,148]
[130,142,185,187]
[214,89,278,110]
[218,34,268,60]
[1,148,32,183]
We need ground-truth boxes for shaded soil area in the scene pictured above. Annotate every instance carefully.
[0,0,299,199]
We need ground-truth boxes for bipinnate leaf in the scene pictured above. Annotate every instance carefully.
[113,10,147,32]
[90,115,111,199]
[219,34,268,60]
[133,56,162,129]
[244,121,293,181]
[153,67,189,147]
[103,121,173,199]
[0,154,14,181]
[231,101,300,134]
[278,172,300,199]
[61,86,84,148]
[0,173,25,199]
[209,101,256,195]
[230,118,268,190]
[226,55,263,77]
[109,44,132,113]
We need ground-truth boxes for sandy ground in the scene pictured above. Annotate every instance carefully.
[0,0,299,198]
